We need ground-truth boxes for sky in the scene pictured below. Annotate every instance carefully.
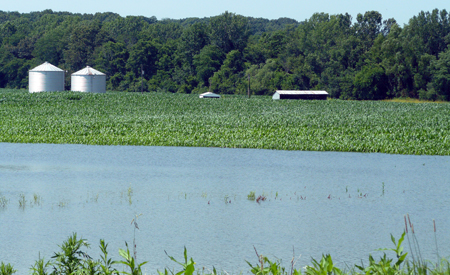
[2,0,449,26]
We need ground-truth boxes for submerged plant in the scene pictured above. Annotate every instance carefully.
[18,193,26,209]
[248,191,256,201]
[128,186,133,205]
[32,193,41,206]
[0,193,8,208]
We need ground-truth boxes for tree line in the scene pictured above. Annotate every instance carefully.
[0,9,449,100]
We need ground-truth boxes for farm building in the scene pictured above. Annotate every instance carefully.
[71,66,106,93]
[199,92,221,98]
[272,90,328,100]
[29,62,65,93]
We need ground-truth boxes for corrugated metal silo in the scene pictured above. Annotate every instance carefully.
[29,62,65,93]
[71,66,106,93]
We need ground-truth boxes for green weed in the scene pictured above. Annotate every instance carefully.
[0,193,8,208]
[248,191,256,201]
[0,262,16,275]
[18,193,26,209]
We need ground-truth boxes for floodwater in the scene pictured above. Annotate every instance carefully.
[1,143,450,274]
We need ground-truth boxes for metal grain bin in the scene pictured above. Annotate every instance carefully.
[71,66,106,93]
[29,62,65,93]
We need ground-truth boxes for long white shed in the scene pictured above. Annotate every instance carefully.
[272,90,328,100]
[29,62,65,93]
[71,66,106,93]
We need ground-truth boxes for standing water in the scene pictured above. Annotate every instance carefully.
[1,142,450,274]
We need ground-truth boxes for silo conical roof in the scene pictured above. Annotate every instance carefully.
[72,66,106,76]
[30,62,64,72]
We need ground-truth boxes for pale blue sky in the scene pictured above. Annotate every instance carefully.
[2,0,449,26]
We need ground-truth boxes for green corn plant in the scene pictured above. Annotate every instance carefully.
[162,247,196,275]
[51,233,91,274]
[117,242,148,275]
[0,262,16,275]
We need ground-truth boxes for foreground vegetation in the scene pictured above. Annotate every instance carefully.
[1,90,449,155]
[1,9,450,100]
[0,230,449,275]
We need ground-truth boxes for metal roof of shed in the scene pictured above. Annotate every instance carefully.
[29,62,64,72]
[199,92,221,98]
[275,90,329,95]
[72,66,106,76]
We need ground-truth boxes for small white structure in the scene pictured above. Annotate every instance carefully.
[29,62,65,93]
[272,90,328,100]
[71,66,106,93]
[199,92,221,98]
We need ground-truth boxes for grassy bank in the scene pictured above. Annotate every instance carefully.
[1,89,449,155]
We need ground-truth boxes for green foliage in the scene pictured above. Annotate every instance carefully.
[117,242,148,275]
[247,191,256,201]
[1,90,449,155]
[247,255,291,275]
[1,9,450,98]
[356,232,407,275]
[51,233,92,274]
[304,255,342,275]
[161,247,196,275]
[0,263,16,275]
[30,254,52,275]
[2,231,450,275]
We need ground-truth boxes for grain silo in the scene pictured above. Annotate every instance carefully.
[71,66,106,93]
[29,62,65,93]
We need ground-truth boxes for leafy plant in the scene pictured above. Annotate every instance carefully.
[304,255,342,275]
[356,232,408,275]
[0,263,16,275]
[117,242,148,275]
[161,247,196,275]
[30,254,52,275]
[51,233,91,274]
[99,239,119,275]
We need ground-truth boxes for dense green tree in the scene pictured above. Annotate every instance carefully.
[431,46,450,100]
[193,45,225,86]
[209,11,250,53]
